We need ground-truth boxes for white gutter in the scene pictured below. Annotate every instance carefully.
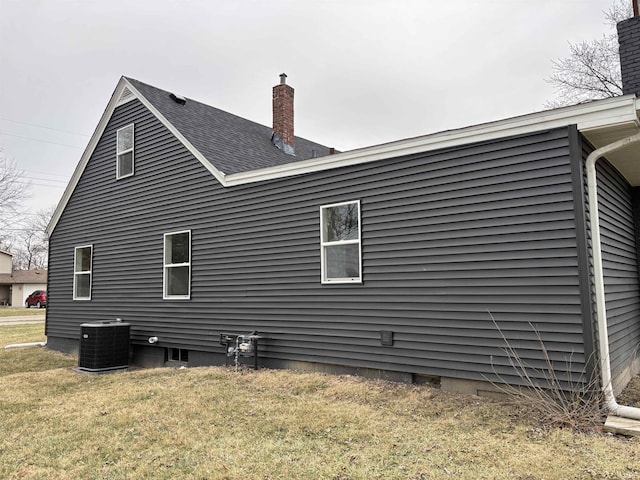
[586,131,640,420]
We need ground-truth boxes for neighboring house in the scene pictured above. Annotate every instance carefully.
[0,251,48,306]
[46,16,640,403]
[0,250,12,305]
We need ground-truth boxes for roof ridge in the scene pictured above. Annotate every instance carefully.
[124,77,332,147]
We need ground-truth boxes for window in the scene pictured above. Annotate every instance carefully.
[320,200,362,283]
[164,230,191,299]
[74,245,93,300]
[168,348,189,363]
[116,124,134,179]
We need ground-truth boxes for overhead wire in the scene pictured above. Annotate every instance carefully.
[0,117,90,137]
[0,131,85,149]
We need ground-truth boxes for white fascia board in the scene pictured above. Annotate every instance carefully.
[46,77,227,236]
[47,78,130,237]
[225,95,639,187]
[122,79,226,184]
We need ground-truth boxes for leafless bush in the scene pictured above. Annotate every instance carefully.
[486,313,605,431]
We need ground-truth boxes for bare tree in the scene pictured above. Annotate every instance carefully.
[10,206,54,270]
[545,1,633,108]
[0,149,29,232]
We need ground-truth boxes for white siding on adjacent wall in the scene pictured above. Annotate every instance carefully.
[0,252,12,275]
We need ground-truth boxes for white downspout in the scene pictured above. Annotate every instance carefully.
[586,130,640,420]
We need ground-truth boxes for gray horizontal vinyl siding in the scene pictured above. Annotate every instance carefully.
[47,99,588,385]
[596,160,640,383]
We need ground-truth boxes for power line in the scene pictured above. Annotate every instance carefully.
[0,132,85,149]
[0,117,91,137]
[15,175,68,185]
[21,169,71,179]
[13,180,66,189]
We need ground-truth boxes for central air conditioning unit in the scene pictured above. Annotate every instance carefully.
[78,321,131,372]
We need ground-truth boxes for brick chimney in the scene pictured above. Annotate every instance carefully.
[272,73,295,155]
[617,6,640,97]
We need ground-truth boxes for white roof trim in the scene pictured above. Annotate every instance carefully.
[47,77,227,236]
[122,80,226,183]
[46,77,639,235]
[225,95,640,186]
[48,80,129,236]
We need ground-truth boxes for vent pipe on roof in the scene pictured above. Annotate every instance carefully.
[272,73,295,156]
[170,93,187,105]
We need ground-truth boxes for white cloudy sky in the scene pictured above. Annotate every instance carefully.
[0,0,622,216]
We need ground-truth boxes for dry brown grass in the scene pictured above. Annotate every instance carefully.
[1,324,639,479]
[0,323,46,346]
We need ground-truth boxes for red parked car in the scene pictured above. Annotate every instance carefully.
[25,290,47,308]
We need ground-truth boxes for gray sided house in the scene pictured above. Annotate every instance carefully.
[47,17,640,398]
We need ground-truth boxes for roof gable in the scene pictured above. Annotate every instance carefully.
[48,76,333,235]
[126,78,331,175]
[47,76,640,236]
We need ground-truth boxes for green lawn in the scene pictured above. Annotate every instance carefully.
[0,324,638,479]
[0,307,46,317]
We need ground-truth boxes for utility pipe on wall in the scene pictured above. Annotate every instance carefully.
[586,129,640,420]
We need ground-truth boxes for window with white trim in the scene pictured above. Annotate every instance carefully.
[116,124,134,179]
[73,245,93,300]
[164,230,191,299]
[320,200,362,283]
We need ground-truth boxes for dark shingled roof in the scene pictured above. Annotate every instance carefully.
[126,78,333,175]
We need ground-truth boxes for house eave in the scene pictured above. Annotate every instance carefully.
[47,81,640,236]
[225,95,640,187]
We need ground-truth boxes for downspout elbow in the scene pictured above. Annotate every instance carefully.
[606,395,640,420]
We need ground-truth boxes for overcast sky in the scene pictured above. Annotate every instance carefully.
[0,0,622,216]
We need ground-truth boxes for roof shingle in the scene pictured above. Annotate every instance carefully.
[126,78,333,175]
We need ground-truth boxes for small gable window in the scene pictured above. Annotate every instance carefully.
[320,200,362,284]
[116,124,134,179]
[164,230,191,300]
[74,245,93,300]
